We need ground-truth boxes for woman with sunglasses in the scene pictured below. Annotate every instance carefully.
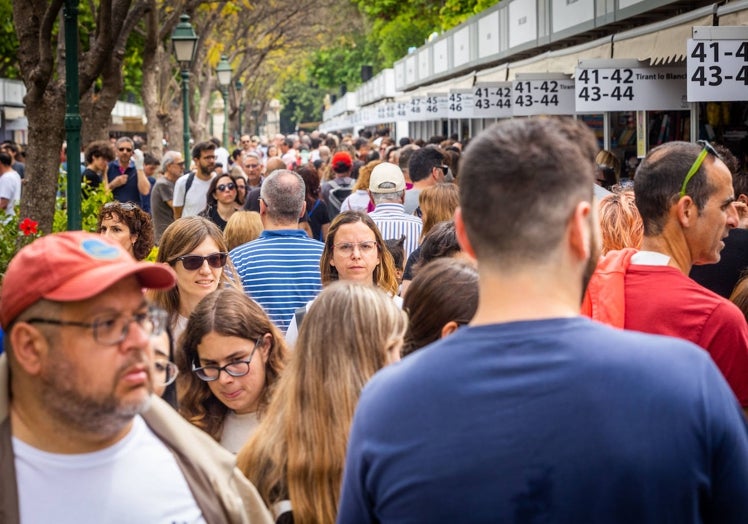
[199,173,242,231]
[148,216,236,347]
[237,281,406,523]
[177,288,287,453]
[97,201,154,261]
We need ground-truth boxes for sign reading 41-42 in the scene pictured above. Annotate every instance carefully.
[687,26,748,101]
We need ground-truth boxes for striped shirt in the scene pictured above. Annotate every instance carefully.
[368,203,423,259]
[229,229,324,332]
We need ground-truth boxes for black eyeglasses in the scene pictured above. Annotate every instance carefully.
[680,140,721,198]
[119,147,133,152]
[27,307,167,346]
[217,183,236,192]
[170,252,228,271]
[192,337,263,382]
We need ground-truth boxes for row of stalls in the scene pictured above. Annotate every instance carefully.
[320,0,748,173]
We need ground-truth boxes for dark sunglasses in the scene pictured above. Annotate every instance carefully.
[680,140,721,198]
[217,183,236,192]
[119,147,133,152]
[171,252,228,271]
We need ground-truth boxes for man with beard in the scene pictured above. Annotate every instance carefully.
[582,141,748,412]
[0,231,272,524]
[338,118,748,523]
[173,141,217,218]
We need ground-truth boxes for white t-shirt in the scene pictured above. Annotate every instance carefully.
[0,169,22,215]
[173,172,215,217]
[13,415,204,524]
[220,411,260,454]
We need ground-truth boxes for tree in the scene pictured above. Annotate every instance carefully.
[13,0,149,234]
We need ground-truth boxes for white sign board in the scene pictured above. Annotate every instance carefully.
[395,101,408,120]
[425,94,449,119]
[687,28,748,101]
[575,63,689,111]
[408,96,428,121]
[472,83,512,118]
[448,89,475,119]
[512,76,575,116]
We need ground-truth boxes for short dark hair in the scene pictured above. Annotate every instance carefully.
[143,153,160,166]
[634,142,716,236]
[399,137,412,147]
[398,144,419,172]
[459,118,597,267]
[192,141,216,160]
[84,140,115,164]
[0,152,12,167]
[408,146,445,183]
[402,258,478,356]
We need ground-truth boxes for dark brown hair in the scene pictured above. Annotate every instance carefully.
[96,201,154,261]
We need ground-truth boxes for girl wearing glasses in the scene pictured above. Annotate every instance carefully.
[148,217,236,347]
[177,288,287,453]
[284,211,400,346]
[199,173,242,231]
[237,281,406,523]
[97,201,154,261]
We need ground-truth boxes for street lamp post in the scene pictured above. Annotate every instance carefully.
[235,80,243,140]
[216,56,232,148]
[171,14,198,163]
[64,0,82,230]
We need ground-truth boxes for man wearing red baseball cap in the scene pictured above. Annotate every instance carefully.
[321,151,355,220]
[0,231,272,523]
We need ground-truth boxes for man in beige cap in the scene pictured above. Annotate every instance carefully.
[0,231,272,524]
[368,162,423,258]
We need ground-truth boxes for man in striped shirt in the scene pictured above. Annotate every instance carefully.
[368,163,423,259]
[229,169,324,332]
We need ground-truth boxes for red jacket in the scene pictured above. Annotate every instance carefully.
[581,248,637,328]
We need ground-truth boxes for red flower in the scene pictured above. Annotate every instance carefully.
[19,218,38,236]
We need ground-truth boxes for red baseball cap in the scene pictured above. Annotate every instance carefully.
[331,151,353,170]
[0,231,176,329]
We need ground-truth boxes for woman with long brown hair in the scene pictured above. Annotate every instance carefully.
[177,288,287,452]
[237,281,407,523]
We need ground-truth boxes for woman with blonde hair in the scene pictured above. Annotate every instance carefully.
[598,190,643,254]
[224,211,263,251]
[401,183,460,295]
[148,216,235,344]
[340,160,381,213]
[284,211,400,345]
[237,281,407,523]
[178,288,287,452]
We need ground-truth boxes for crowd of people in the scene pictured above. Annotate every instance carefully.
[2,120,748,522]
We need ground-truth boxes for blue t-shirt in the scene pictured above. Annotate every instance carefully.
[338,317,748,523]
[106,160,140,204]
[229,229,323,333]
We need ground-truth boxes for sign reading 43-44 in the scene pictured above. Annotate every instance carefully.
[687,26,748,101]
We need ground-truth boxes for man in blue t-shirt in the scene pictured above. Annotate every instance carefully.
[338,118,748,523]
[106,136,151,205]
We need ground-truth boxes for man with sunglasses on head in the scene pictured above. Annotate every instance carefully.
[583,140,748,412]
[404,145,448,215]
[106,136,151,206]
[0,231,273,523]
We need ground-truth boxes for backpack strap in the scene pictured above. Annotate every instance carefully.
[184,172,196,198]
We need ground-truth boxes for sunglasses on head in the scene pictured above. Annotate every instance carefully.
[217,183,236,192]
[171,252,228,271]
[119,147,133,152]
[680,140,721,198]
[103,201,137,211]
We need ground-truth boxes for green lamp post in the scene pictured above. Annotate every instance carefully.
[170,14,198,163]
[64,0,82,230]
[216,56,233,148]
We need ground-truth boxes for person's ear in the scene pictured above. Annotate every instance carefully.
[454,207,477,259]
[298,200,307,218]
[9,322,49,376]
[568,200,593,262]
[258,333,272,364]
[440,321,461,339]
[676,195,697,227]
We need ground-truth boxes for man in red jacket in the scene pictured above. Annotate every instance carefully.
[583,140,748,411]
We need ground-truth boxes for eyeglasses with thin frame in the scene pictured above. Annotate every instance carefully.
[170,252,228,271]
[680,140,721,198]
[119,147,133,152]
[26,306,167,346]
[154,359,179,386]
[244,164,260,169]
[334,240,378,255]
[217,183,236,192]
[192,337,264,382]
